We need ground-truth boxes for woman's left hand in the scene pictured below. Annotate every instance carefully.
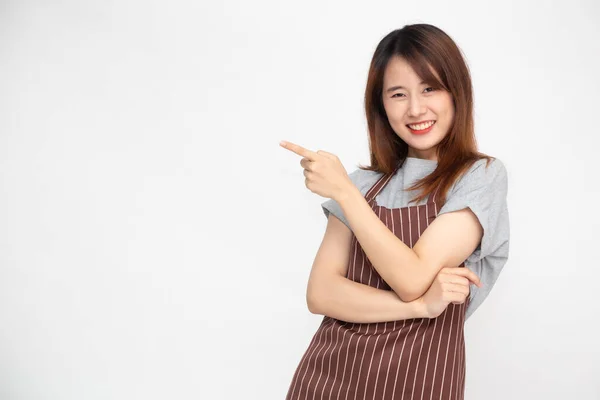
[280,140,353,201]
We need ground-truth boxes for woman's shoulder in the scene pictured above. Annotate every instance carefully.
[451,156,508,194]
[467,156,506,175]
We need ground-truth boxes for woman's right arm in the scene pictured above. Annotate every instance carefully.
[306,215,429,323]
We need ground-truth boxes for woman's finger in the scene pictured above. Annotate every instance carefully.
[280,141,319,160]
[300,157,313,170]
[447,291,467,304]
[445,267,482,287]
[316,150,337,160]
[446,275,470,286]
[443,282,470,296]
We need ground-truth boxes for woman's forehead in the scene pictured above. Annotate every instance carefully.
[383,57,441,87]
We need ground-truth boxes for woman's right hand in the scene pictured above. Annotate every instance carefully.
[419,267,482,319]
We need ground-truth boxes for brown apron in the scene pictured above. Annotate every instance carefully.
[286,165,470,400]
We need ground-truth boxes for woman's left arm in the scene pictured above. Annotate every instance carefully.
[337,185,483,302]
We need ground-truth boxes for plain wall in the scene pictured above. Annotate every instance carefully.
[1,0,599,399]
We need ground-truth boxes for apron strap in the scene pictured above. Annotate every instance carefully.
[364,161,443,206]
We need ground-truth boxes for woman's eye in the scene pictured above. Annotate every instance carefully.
[392,88,435,98]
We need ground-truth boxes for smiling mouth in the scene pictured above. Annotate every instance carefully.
[406,120,436,134]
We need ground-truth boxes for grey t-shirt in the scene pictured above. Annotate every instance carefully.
[321,156,510,321]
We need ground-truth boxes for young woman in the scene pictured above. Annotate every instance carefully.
[280,23,510,400]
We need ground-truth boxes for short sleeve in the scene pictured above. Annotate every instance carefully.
[320,168,379,230]
[437,158,510,320]
[437,158,510,264]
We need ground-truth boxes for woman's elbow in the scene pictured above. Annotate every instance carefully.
[397,291,421,303]
[306,291,323,314]
[306,274,337,314]
[306,283,324,314]
[391,284,423,303]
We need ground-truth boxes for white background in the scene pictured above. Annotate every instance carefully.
[1,1,599,399]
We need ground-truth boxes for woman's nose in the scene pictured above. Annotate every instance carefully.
[408,98,426,117]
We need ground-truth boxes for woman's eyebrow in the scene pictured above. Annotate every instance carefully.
[385,81,428,93]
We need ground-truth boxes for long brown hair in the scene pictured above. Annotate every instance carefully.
[360,23,494,206]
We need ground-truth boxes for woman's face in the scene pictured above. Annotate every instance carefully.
[381,56,455,161]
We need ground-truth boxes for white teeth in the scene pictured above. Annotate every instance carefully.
[408,121,435,130]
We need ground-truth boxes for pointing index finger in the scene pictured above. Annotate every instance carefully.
[280,140,318,160]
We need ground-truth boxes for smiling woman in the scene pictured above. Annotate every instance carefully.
[381,56,455,160]
[283,23,510,400]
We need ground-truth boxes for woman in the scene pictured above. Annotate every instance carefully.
[280,23,509,400]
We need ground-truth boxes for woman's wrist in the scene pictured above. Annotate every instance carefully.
[334,181,360,205]
[410,297,430,319]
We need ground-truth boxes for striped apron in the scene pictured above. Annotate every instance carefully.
[286,165,470,400]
